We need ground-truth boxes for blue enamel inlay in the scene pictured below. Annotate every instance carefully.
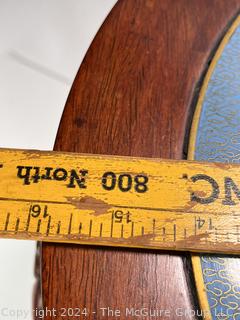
[193,24,240,319]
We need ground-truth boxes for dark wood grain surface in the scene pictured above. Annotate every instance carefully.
[41,1,240,319]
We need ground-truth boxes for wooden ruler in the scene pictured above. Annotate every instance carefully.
[0,147,239,254]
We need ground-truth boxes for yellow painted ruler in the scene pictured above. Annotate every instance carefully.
[0,147,239,254]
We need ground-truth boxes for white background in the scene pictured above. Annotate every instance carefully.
[0,1,116,318]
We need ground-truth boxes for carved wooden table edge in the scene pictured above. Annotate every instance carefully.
[35,1,240,319]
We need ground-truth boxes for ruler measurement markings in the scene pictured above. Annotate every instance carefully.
[56,221,61,234]
[15,218,20,233]
[99,223,103,237]
[0,204,236,253]
[0,197,234,218]
[209,218,213,230]
[37,219,41,233]
[121,224,124,238]
[4,213,10,231]
[173,224,177,241]
[110,212,114,238]
[78,222,82,235]
[162,227,166,241]
[152,219,156,238]
[25,213,31,231]
[68,214,73,235]
[194,217,197,236]
[0,148,240,254]
[215,228,218,243]
[131,222,134,237]
[89,220,93,237]
[46,216,52,236]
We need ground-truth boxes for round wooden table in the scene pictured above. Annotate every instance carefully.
[40,1,240,319]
